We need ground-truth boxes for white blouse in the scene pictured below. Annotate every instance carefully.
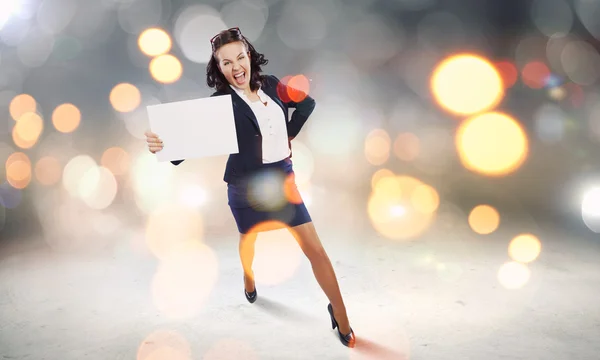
[230,85,291,164]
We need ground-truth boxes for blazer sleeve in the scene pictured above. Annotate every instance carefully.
[171,91,223,166]
[270,75,316,139]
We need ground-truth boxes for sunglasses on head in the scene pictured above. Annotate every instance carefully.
[210,27,241,45]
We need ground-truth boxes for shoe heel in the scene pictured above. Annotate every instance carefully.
[327,303,337,329]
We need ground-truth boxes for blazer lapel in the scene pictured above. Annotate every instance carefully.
[229,90,261,134]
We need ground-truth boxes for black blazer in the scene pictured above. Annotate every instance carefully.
[170,74,316,184]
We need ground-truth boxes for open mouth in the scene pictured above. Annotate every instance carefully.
[234,71,246,85]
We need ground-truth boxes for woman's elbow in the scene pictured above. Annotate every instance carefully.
[308,97,316,111]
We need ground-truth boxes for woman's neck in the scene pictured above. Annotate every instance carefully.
[242,87,254,97]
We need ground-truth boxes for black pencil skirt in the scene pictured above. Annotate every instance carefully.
[227,157,312,234]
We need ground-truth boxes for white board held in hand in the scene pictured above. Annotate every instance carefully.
[146,95,239,162]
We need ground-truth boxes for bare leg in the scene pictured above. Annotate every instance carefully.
[239,232,257,292]
[290,222,352,335]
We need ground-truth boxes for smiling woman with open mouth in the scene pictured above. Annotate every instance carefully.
[144,27,356,348]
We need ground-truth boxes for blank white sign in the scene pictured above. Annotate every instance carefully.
[146,95,239,162]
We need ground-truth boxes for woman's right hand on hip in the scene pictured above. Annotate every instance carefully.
[145,130,163,154]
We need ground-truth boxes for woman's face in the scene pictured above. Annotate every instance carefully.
[216,41,251,91]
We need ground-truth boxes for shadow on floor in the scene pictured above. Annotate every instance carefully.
[254,296,323,325]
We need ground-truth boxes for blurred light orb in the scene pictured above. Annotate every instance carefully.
[286,74,310,103]
[574,0,600,41]
[468,204,500,235]
[174,5,226,64]
[364,129,391,166]
[35,156,62,186]
[498,261,531,289]
[220,0,268,42]
[78,166,118,210]
[150,54,183,84]
[151,241,218,319]
[533,103,566,143]
[494,60,518,88]
[132,150,172,184]
[145,203,204,260]
[122,100,160,140]
[62,155,97,197]
[371,168,395,189]
[410,183,440,214]
[110,83,141,112]
[373,176,403,201]
[9,93,36,121]
[37,0,78,36]
[276,1,326,50]
[582,186,600,233]
[5,152,31,189]
[545,73,563,88]
[101,146,130,176]
[247,169,287,212]
[17,27,55,68]
[343,13,402,68]
[508,233,542,263]
[131,153,175,213]
[178,184,207,208]
[250,223,303,286]
[430,54,504,116]
[521,61,550,89]
[566,82,585,107]
[393,132,420,161]
[52,103,81,133]
[560,41,600,86]
[138,27,172,56]
[548,86,567,101]
[6,160,31,189]
[456,112,529,176]
[13,112,43,149]
[117,0,164,36]
[531,0,573,37]
[368,175,438,240]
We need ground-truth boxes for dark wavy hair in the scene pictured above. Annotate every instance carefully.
[206,28,268,93]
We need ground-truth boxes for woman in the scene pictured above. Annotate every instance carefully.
[144,27,355,347]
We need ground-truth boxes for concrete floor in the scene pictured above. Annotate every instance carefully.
[1,210,599,360]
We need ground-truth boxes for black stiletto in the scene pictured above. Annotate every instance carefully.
[244,276,257,303]
[327,303,355,347]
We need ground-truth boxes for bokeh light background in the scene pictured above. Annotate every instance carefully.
[1,0,600,356]
[2,0,600,272]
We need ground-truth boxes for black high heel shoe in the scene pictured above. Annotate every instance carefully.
[327,303,355,347]
[243,275,257,303]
